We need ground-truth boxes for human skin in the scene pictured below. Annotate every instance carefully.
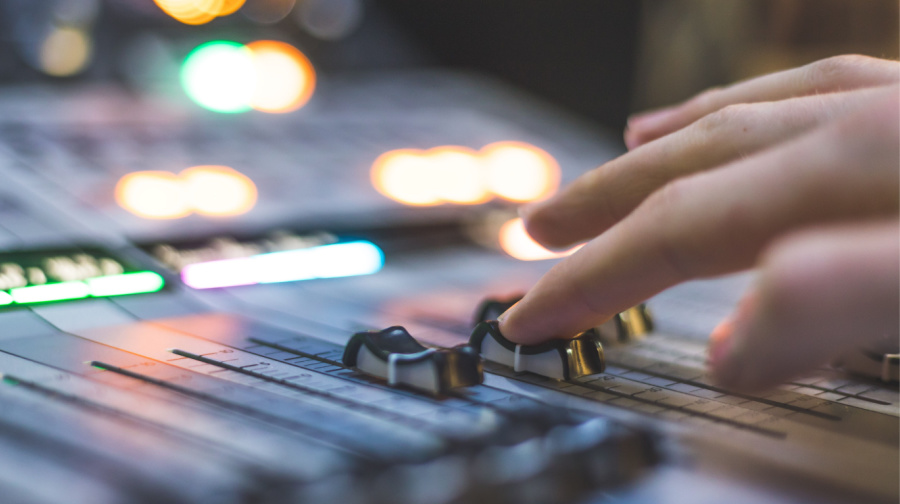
[498,55,900,393]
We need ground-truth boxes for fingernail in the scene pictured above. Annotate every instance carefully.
[708,322,745,389]
[708,294,758,388]
[498,303,534,344]
[496,311,513,338]
[735,291,758,321]
[497,298,520,325]
[707,318,734,368]
[623,128,640,150]
[627,107,676,131]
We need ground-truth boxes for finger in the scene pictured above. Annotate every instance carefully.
[708,221,900,392]
[523,88,887,249]
[500,88,899,345]
[625,55,900,150]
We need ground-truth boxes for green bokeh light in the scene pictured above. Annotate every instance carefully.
[181,41,255,113]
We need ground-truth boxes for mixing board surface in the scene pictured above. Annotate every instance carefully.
[0,72,896,504]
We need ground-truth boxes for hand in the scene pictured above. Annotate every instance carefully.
[498,55,899,392]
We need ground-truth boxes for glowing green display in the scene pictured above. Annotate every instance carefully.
[11,281,90,304]
[2,271,165,306]
[181,41,255,113]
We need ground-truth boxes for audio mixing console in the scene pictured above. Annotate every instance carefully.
[0,72,896,504]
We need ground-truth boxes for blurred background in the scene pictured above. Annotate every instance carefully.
[1,0,896,134]
[633,0,899,111]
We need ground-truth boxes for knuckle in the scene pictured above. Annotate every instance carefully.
[758,253,796,307]
[696,103,752,133]
[690,86,723,111]
[805,54,875,85]
[642,178,685,218]
[756,232,820,316]
[645,176,688,210]
[594,175,632,225]
[578,166,626,224]
[644,173,761,281]
[832,91,900,159]
[643,180,698,280]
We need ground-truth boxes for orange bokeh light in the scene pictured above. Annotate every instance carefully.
[182,165,258,217]
[153,0,245,25]
[246,41,317,114]
[483,141,560,203]
[115,166,257,220]
[371,149,441,206]
[218,0,246,15]
[498,218,582,261]
[426,146,492,205]
[371,142,560,207]
[115,171,191,220]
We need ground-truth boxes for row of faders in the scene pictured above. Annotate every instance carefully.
[344,296,653,390]
[341,298,659,501]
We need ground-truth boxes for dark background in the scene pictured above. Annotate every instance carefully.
[377,1,641,134]
[1,0,897,136]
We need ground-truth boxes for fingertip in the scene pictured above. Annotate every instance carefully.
[707,317,734,364]
[623,127,641,151]
[626,107,679,142]
[707,293,765,392]
[707,317,745,390]
[497,302,537,345]
[628,107,675,130]
[708,274,853,394]
[520,201,581,250]
[497,273,593,346]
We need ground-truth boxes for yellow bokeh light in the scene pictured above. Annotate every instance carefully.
[154,0,219,24]
[483,142,560,203]
[40,27,92,77]
[218,0,246,15]
[426,146,491,204]
[371,142,560,207]
[153,0,245,25]
[182,165,258,217]
[115,166,257,219]
[246,41,317,114]
[498,218,581,261]
[115,171,191,220]
[371,150,442,206]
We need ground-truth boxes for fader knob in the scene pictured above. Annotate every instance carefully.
[343,326,484,395]
[833,348,900,383]
[594,304,654,346]
[474,295,654,346]
[468,321,605,380]
[473,296,521,327]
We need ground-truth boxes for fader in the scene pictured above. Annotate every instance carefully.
[469,320,605,380]
[474,296,654,347]
[343,326,483,394]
